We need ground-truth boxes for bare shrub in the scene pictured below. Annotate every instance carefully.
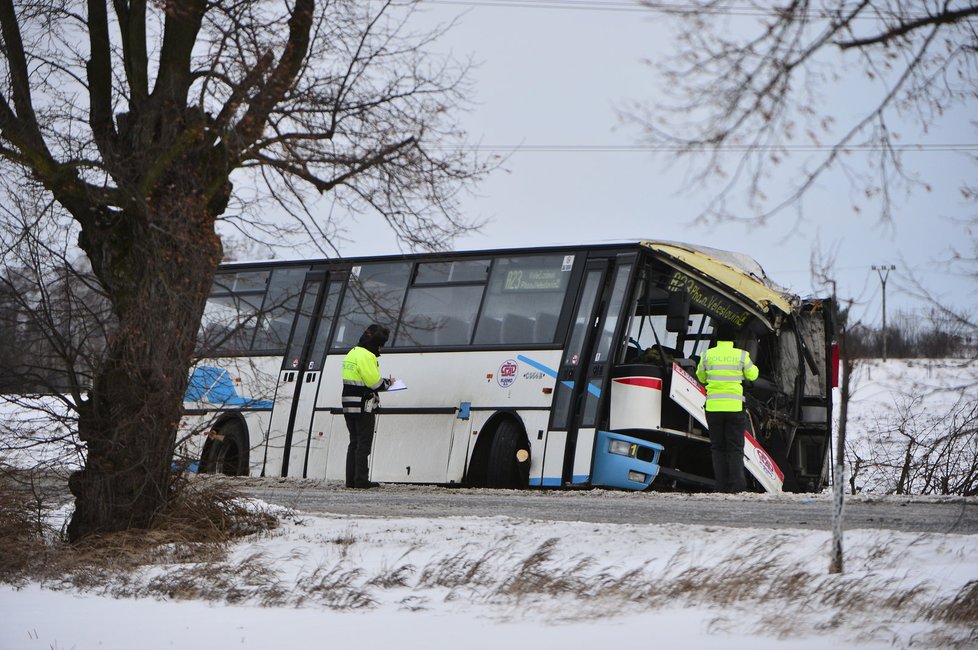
[847,393,978,495]
[0,472,279,589]
[0,468,56,582]
[155,475,281,541]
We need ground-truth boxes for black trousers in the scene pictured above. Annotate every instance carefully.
[706,410,747,493]
[344,412,376,488]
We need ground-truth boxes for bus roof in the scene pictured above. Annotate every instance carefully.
[641,241,796,318]
[219,238,798,319]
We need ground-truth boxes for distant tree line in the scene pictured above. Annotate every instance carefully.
[842,310,976,360]
[0,264,110,395]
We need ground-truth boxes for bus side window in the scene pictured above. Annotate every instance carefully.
[534,312,558,344]
[252,267,309,353]
[198,268,285,355]
[396,286,483,347]
[197,291,262,354]
[474,317,502,344]
[435,316,470,346]
[501,314,534,344]
[333,262,412,350]
[394,259,488,348]
[474,254,574,347]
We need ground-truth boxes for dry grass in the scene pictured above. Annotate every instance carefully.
[416,547,501,591]
[930,580,978,625]
[0,470,280,588]
[304,564,374,609]
[367,562,416,589]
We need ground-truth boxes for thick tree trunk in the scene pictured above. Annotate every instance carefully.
[67,197,222,541]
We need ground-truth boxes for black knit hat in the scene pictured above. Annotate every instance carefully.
[715,321,738,341]
[359,323,390,353]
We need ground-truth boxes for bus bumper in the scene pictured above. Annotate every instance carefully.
[591,430,664,490]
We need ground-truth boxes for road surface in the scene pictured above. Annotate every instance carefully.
[236,478,978,535]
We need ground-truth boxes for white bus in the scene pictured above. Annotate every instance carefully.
[180,240,835,492]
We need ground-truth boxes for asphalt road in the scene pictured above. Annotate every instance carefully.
[237,478,978,535]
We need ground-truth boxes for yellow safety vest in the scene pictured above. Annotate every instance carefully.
[341,346,388,413]
[695,340,759,412]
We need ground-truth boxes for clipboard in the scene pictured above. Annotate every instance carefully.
[387,379,407,391]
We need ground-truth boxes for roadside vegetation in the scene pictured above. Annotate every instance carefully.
[1,469,975,646]
[0,469,277,587]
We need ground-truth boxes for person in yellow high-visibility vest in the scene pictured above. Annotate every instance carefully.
[695,321,759,493]
[342,324,393,489]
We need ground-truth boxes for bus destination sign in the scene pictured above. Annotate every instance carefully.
[504,269,563,291]
[665,270,752,328]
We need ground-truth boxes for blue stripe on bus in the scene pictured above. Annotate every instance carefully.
[529,477,561,487]
[517,354,558,377]
[528,475,591,487]
[185,366,274,410]
[517,354,601,397]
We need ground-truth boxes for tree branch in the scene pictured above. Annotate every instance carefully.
[153,0,207,105]
[248,135,418,194]
[87,0,119,160]
[0,0,48,154]
[836,4,978,49]
[230,0,314,153]
[113,0,150,101]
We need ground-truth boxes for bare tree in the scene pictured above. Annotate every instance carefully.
[625,1,977,226]
[0,0,489,541]
[0,189,100,495]
[847,391,978,495]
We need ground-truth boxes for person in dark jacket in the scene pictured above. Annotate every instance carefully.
[341,324,393,488]
[695,322,759,493]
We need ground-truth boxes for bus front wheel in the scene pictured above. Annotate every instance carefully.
[486,419,530,489]
[200,420,250,476]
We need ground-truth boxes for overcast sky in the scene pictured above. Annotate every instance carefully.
[275,1,976,328]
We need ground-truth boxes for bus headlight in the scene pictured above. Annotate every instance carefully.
[608,439,636,457]
[628,470,648,483]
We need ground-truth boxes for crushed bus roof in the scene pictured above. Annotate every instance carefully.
[641,240,796,319]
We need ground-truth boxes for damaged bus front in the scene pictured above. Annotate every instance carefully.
[610,242,835,492]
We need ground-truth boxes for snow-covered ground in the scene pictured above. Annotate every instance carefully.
[2,359,977,649]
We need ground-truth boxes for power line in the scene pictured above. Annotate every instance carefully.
[424,0,659,12]
[771,264,892,275]
[421,0,926,19]
[422,0,800,16]
[435,142,978,153]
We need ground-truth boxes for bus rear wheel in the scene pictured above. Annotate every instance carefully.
[201,420,249,476]
[486,419,529,489]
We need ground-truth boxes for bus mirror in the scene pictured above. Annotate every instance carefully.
[666,291,690,334]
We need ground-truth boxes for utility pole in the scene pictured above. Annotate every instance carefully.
[871,264,896,361]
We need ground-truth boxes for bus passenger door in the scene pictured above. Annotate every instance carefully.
[549,256,635,485]
[265,272,342,477]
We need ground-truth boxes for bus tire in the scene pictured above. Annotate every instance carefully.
[486,419,529,489]
[201,419,250,477]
